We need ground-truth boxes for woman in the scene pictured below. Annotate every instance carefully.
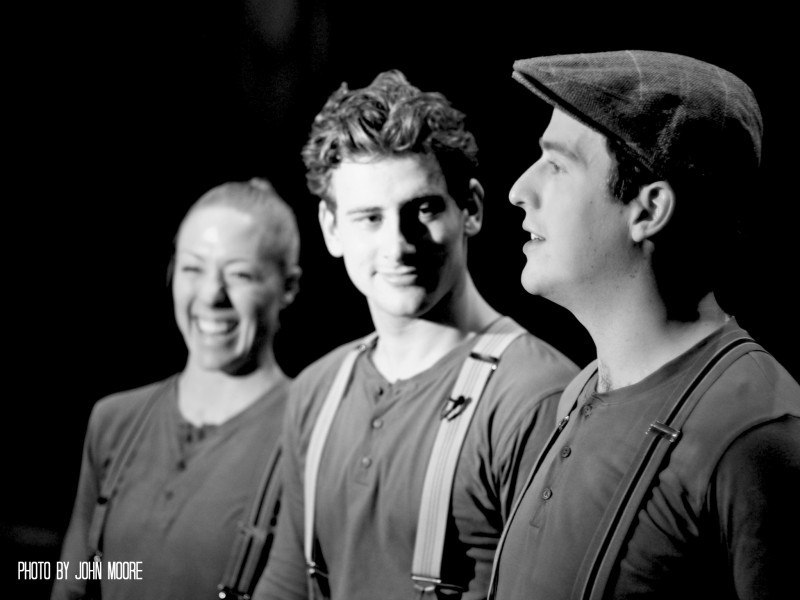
[52,179,301,600]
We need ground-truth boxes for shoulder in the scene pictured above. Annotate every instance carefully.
[472,330,578,442]
[485,330,579,405]
[86,376,177,459]
[669,349,800,502]
[286,337,373,427]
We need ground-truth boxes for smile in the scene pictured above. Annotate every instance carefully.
[379,268,419,286]
[195,318,237,335]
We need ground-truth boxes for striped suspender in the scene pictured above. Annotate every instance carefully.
[411,317,525,595]
[302,319,525,597]
[304,334,377,583]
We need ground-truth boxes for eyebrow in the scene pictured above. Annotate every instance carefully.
[539,138,586,166]
[342,193,446,216]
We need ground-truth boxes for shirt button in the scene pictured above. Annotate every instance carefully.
[165,490,174,500]
[371,418,383,429]
[560,446,571,458]
[361,457,372,468]
[376,387,384,396]
[582,404,593,417]
[176,459,186,471]
[542,488,553,500]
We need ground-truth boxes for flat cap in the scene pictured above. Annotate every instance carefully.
[512,50,763,179]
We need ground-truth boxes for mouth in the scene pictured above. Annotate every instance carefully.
[195,317,238,336]
[529,232,545,242]
[378,267,419,286]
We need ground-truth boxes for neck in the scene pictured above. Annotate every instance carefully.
[369,274,499,381]
[578,287,728,393]
[178,352,284,425]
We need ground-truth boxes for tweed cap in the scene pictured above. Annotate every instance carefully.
[512,50,763,179]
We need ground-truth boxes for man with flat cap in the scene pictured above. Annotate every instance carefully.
[488,50,800,599]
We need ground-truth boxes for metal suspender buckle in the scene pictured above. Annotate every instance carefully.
[468,351,500,370]
[306,560,328,580]
[216,585,251,600]
[412,574,464,598]
[647,421,681,443]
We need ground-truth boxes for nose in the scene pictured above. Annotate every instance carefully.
[508,163,540,211]
[380,212,415,261]
[198,270,229,305]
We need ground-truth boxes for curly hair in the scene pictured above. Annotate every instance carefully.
[303,70,479,207]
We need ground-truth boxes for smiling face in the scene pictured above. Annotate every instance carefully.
[172,205,285,375]
[320,154,480,323]
[509,109,639,309]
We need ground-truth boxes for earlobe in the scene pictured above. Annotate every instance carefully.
[318,201,344,257]
[463,178,485,237]
[630,181,675,243]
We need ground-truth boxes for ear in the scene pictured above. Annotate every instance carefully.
[281,265,302,307]
[463,178,485,237]
[628,181,675,243]
[318,200,344,257]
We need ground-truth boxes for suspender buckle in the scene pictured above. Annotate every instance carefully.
[469,351,500,371]
[216,585,251,600]
[412,574,464,597]
[647,421,681,443]
[306,560,328,580]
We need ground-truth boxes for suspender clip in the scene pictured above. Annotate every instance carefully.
[216,585,251,600]
[647,421,681,443]
[469,351,500,371]
[440,396,470,421]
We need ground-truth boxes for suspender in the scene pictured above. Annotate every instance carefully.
[86,386,164,567]
[303,333,378,587]
[488,330,760,599]
[303,318,525,598]
[574,332,761,600]
[487,358,597,598]
[411,318,525,595]
[217,444,283,600]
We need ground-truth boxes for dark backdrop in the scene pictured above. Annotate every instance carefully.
[5,2,797,597]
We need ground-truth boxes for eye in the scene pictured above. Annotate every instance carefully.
[548,160,564,174]
[417,197,445,220]
[353,212,383,227]
[227,271,256,283]
[179,264,201,274]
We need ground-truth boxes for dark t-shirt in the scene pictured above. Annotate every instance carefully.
[492,322,800,600]
[52,375,288,600]
[255,329,578,600]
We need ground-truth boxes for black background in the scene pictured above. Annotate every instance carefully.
[5,2,797,597]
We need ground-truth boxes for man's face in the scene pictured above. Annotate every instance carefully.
[509,109,637,308]
[172,205,284,374]
[320,154,478,322]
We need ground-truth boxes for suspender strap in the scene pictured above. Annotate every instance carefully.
[303,334,377,584]
[575,332,761,600]
[487,358,598,598]
[218,443,283,600]
[411,317,525,595]
[86,385,164,564]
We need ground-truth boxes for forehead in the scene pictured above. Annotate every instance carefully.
[329,155,447,210]
[177,205,276,260]
[542,109,610,166]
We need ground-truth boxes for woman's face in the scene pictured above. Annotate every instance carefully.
[172,205,286,375]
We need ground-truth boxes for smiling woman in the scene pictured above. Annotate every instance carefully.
[51,179,301,600]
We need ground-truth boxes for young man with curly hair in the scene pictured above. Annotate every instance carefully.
[252,70,577,600]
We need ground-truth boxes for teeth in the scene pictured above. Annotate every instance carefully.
[531,234,545,241]
[196,318,235,334]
